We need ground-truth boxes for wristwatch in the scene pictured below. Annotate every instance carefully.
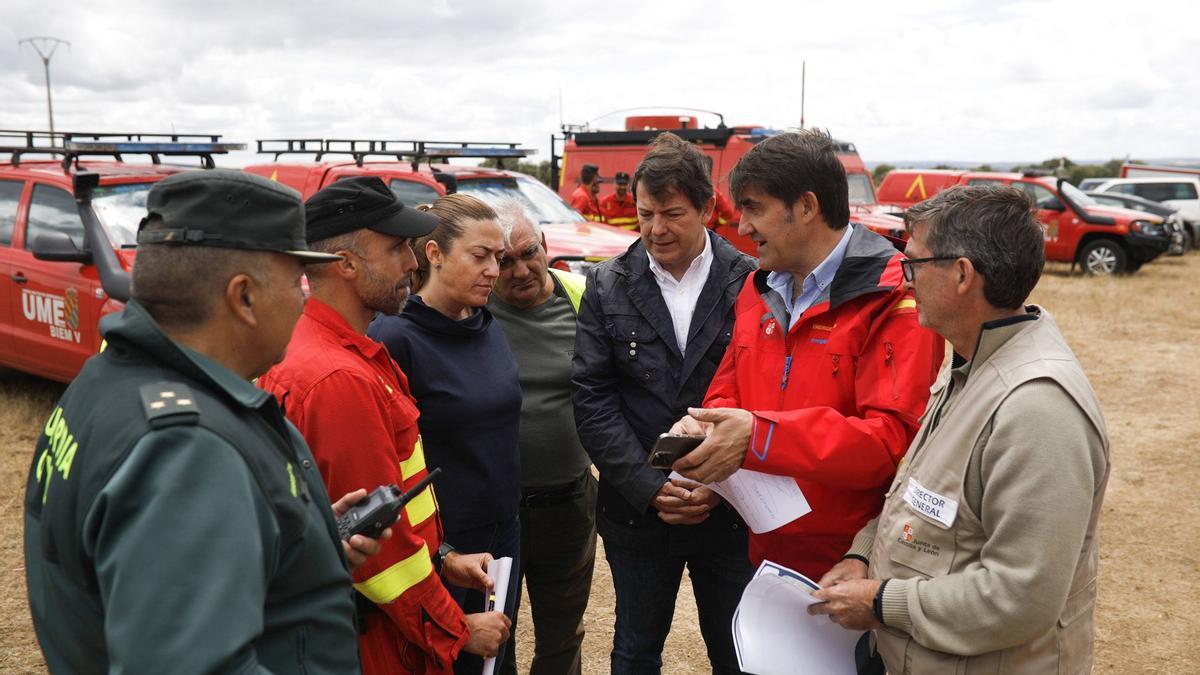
[434,541,455,573]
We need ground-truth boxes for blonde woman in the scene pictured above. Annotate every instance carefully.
[368,193,521,674]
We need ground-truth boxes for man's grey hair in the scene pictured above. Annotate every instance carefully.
[904,184,1045,310]
[491,199,541,246]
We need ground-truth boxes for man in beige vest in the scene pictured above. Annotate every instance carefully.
[809,184,1109,674]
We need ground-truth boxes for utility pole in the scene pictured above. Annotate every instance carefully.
[18,36,70,137]
[800,61,806,129]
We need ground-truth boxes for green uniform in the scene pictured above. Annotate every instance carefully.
[24,300,360,674]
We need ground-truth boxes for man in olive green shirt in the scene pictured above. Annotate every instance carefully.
[810,185,1108,674]
[488,202,596,675]
[24,170,386,674]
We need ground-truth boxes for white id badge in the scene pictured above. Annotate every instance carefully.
[903,477,958,529]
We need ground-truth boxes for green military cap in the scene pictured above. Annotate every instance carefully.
[137,168,342,263]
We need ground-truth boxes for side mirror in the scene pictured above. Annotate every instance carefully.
[31,231,93,263]
[1039,197,1065,212]
[433,172,458,195]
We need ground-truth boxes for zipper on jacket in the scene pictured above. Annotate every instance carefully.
[884,341,899,400]
[780,354,793,390]
[831,354,841,376]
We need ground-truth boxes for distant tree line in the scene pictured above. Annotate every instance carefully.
[479,158,553,187]
[872,158,1140,188]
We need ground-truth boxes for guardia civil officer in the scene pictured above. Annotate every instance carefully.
[24,169,384,674]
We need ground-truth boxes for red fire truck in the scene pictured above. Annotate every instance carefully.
[0,130,243,382]
[244,139,637,275]
[876,169,1171,275]
[551,112,907,256]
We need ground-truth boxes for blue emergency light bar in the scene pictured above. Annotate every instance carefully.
[1,130,244,170]
[64,141,246,153]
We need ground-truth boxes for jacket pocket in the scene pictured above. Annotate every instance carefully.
[885,517,955,578]
[1056,577,1097,673]
[606,314,664,382]
[295,626,309,675]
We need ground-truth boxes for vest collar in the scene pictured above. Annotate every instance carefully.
[958,306,1042,378]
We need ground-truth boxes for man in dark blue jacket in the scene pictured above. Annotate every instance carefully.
[572,133,757,674]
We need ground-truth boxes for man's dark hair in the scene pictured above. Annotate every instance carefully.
[631,132,713,212]
[904,185,1045,310]
[133,216,273,329]
[728,130,850,229]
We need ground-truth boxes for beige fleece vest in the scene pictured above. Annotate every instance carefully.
[871,309,1108,674]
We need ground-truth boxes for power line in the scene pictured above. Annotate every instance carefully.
[18,36,71,137]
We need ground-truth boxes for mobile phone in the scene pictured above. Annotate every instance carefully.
[647,433,705,469]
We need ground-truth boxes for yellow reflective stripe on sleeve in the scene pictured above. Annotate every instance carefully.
[891,298,917,313]
[607,217,638,225]
[404,486,437,527]
[399,436,426,480]
[353,543,434,603]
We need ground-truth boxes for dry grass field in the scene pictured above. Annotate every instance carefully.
[1,254,1197,673]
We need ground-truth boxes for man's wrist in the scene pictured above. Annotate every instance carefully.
[434,541,455,574]
[842,554,870,567]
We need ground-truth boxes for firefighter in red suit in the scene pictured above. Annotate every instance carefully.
[707,188,739,230]
[671,132,944,581]
[599,171,639,229]
[259,177,511,674]
[705,156,740,231]
[570,163,603,222]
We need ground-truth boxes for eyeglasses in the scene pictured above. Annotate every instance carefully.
[900,256,959,282]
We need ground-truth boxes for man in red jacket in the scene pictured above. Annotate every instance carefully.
[570,163,603,222]
[599,171,638,229]
[258,177,510,674]
[672,131,944,580]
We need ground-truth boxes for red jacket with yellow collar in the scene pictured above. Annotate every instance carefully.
[703,227,944,579]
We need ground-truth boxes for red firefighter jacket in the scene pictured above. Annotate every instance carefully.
[703,227,944,580]
[707,189,739,230]
[570,185,603,222]
[258,299,468,675]
[600,191,639,229]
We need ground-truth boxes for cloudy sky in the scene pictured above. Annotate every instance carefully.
[2,0,1197,167]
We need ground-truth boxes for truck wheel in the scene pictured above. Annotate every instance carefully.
[1079,240,1127,275]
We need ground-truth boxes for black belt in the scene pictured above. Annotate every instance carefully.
[520,472,589,509]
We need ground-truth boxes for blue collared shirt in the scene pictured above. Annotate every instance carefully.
[766,224,854,329]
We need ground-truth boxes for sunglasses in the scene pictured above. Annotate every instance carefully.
[900,256,959,282]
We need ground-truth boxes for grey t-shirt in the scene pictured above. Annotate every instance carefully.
[489,289,592,488]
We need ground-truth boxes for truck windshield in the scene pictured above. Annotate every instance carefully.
[847,173,877,205]
[457,177,584,224]
[93,183,153,247]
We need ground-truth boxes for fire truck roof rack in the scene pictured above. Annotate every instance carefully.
[0,130,245,171]
[256,138,536,169]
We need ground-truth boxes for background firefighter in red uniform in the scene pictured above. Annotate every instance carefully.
[259,177,511,674]
[570,163,604,222]
[671,131,944,580]
[599,171,639,229]
[704,155,739,231]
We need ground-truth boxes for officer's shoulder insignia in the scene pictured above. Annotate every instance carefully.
[140,382,201,428]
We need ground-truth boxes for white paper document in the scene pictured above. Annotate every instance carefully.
[732,560,862,675]
[671,469,810,533]
[481,556,514,675]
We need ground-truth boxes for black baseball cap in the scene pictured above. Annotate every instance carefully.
[614,171,630,184]
[580,163,600,182]
[304,176,439,242]
[138,169,341,263]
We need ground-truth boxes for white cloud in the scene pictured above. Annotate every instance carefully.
[1,0,1197,166]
